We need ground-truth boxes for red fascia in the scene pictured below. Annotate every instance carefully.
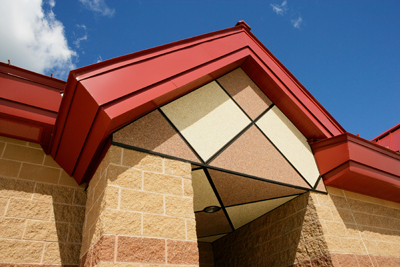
[50,22,345,185]
[311,133,400,203]
[371,122,400,152]
[0,62,65,151]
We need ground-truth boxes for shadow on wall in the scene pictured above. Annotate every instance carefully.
[0,176,86,265]
[198,193,313,267]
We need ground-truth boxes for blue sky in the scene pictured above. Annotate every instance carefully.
[0,0,399,140]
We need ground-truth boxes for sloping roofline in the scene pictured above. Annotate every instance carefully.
[49,21,345,184]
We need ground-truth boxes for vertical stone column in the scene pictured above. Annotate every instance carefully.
[80,145,199,267]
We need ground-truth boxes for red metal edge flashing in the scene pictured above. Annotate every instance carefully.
[0,62,64,151]
[311,133,400,203]
[51,21,345,185]
[371,122,400,152]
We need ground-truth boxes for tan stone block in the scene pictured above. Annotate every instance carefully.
[378,229,399,243]
[0,158,21,178]
[122,149,163,173]
[314,205,333,220]
[164,158,191,178]
[309,192,320,205]
[331,208,355,223]
[363,239,380,255]
[97,263,141,267]
[103,209,141,235]
[3,144,44,164]
[183,179,193,197]
[74,189,87,206]
[24,220,68,242]
[0,176,34,198]
[165,196,194,218]
[0,197,8,215]
[144,172,182,195]
[382,199,400,210]
[143,214,186,239]
[304,237,326,258]
[68,223,83,243]
[42,242,80,264]
[0,217,25,238]
[19,163,60,184]
[323,221,348,237]
[377,241,398,257]
[0,136,28,145]
[104,186,119,209]
[43,155,60,168]
[27,142,42,148]
[109,145,122,165]
[120,189,164,214]
[52,203,85,224]
[107,164,142,189]
[302,221,323,240]
[340,238,367,254]
[59,170,85,188]
[324,235,342,252]
[33,183,74,204]
[7,198,52,220]
[326,186,344,196]
[186,219,197,241]
[0,239,43,263]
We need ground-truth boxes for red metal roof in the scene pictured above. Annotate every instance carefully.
[0,62,65,151]
[50,21,345,184]
[371,122,400,152]
[312,133,400,203]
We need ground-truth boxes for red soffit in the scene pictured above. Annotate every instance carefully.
[312,133,400,203]
[0,62,65,151]
[51,21,345,185]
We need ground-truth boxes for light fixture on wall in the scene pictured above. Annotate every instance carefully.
[203,205,221,213]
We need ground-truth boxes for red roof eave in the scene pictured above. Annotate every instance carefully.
[50,21,345,184]
[311,133,400,203]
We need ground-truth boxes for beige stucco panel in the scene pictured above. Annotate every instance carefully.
[226,195,297,229]
[191,169,220,212]
[161,81,250,162]
[256,106,320,187]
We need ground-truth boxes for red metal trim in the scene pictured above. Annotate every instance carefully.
[0,63,63,151]
[312,133,400,203]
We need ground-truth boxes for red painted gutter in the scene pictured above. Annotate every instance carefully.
[312,133,400,203]
[371,122,400,152]
[0,62,65,151]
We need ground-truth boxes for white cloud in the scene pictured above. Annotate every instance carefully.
[291,17,303,29]
[73,24,88,48]
[96,55,103,63]
[271,0,287,15]
[79,0,115,17]
[0,0,76,79]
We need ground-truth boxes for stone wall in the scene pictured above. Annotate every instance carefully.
[316,186,400,266]
[212,192,329,267]
[80,145,199,267]
[0,136,86,265]
[210,187,400,267]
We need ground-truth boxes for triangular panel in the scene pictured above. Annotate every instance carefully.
[210,125,311,188]
[226,195,298,229]
[217,68,273,120]
[113,110,200,163]
[192,169,220,212]
[208,168,306,206]
[256,106,321,187]
[315,177,327,193]
[198,234,226,243]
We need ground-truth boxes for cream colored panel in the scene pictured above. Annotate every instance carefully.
[226,195,297,229]
[161,81,250,162]
[191,169,220,212]
[198,234,226,243]
[256,106,320,187]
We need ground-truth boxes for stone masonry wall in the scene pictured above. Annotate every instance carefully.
[212,192,330,267]
[80,145,199,267]
[315,186,400,266]
[0,136,86,265]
